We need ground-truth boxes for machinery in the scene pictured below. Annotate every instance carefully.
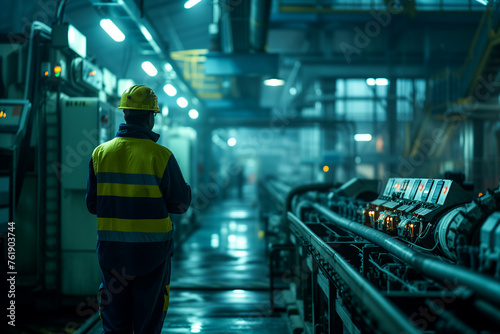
[262,177,500,333]
[0,19,198,310]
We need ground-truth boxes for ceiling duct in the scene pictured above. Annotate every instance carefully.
[250,0,272,52]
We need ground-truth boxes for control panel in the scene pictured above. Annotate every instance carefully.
[367,178,473,249]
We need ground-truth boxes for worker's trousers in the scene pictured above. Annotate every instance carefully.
[98,257,171,334]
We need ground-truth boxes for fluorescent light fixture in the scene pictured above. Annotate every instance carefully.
[190,322,202,333]
[264,78,285,86]
[100,19,125,42]
[177,97,188,108]
[354,134,373,142]
[139,26,162,54]
[227,137,236,146]
[165,63,173,72]
[366,78,376,86]
[375,78,389,86]
[476,0,488,5]
[188,109,199,119]
[140,25,152,41]
[185,0,202,9]
[141,61,158,76]
[162,106,169,117]
[68,25,87,58]
[163,84,177,96]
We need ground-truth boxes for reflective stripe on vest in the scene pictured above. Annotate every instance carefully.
[92,137,173,243]
[97,228,173,243]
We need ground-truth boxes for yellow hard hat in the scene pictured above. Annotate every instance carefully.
[118,85,160,112]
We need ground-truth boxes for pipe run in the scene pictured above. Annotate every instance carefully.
[287,211,419,334]
[310,202,500,308]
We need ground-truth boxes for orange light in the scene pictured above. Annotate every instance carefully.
[54,66,62,73]
[44,71,49,76]
[442,186,448,194]
[478,192,483,197]
[0,111,5,118]
[89,70,96,76]
[323,165,329,172]
[395,183,400,189]
[419,185,424,191]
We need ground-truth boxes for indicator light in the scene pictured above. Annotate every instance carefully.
[0,111,6,118]
[442,186,448,194]
[54,65,62,77]
[323,165,329,172]
[419,184,424,191]
[395,183,400,189]
[44,71,49,77]
[89,70,96,76]
[478,192,483,197]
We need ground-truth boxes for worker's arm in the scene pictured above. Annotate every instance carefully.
[161,154,192,214]
[86,158,97,215]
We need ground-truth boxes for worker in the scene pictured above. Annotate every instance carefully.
[85,84,192,334]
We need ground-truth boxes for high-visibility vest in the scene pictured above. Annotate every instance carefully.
[91,136,174,243]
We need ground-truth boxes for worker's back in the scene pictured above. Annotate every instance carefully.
[92,135,173,243]
[86,85,191,334]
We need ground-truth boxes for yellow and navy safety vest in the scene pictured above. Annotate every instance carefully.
[86,123,191,244]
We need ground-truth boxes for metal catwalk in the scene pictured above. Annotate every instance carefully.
[86,188,292,334]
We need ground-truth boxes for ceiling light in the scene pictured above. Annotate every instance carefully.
[375,78,389,86]
[476,0,488,5]
[366,78,376,86]
[163,84,177,96]
[100,19,125,42]
[162,106,169,117]
[141,61,157,76]
[185,0,202,9]
[188,109,199,119]
[177,97,188,108]
[140,26,152,41]
[165,63,173,72]
[264,78,285,86]
[354,134,373,142]
[227,137,236,146]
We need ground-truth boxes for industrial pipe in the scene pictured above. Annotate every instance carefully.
[310,202,500,307]
[250,0,272,52]
[287,211,419,334]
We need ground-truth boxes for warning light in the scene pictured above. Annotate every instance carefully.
[419,184,424,191]
[478,192,484,197]
[54,65,62,77]
[89,70,96,77]
[442,186,448,194]
[323,165,329,172]
[44,71,49,77]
